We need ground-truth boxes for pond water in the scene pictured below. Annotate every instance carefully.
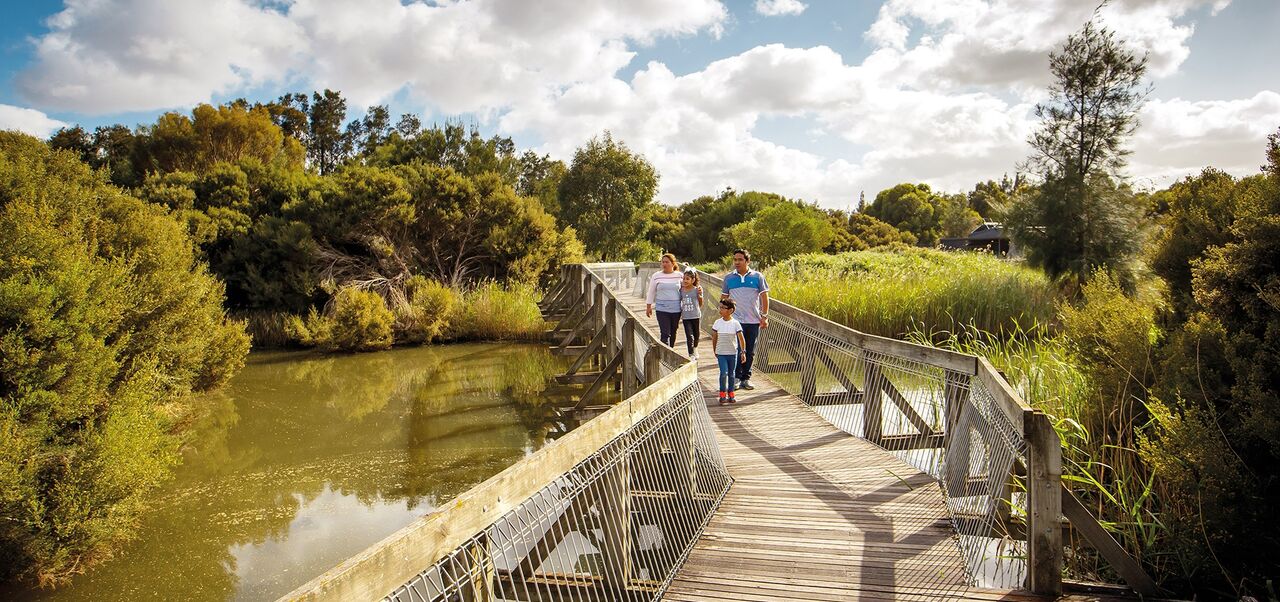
[7,343,593,602]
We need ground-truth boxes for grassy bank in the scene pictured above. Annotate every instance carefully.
[241,280,546,351]
[765,248,1056,340]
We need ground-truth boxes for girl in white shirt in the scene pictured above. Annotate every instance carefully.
[711,298,747,405]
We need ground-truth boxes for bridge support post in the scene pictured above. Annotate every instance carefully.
[1025,410,1063,596]
[621,318,638,398]
[592,283,605,367]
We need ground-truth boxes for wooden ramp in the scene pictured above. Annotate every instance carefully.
[617,291,1104,602]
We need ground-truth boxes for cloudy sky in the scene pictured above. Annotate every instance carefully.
[1,0,1277,207]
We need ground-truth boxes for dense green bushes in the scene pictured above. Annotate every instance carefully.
[0,133,249,585]
[766,248,1056,339]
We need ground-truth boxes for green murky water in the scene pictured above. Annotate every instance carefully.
[8,343,591,601]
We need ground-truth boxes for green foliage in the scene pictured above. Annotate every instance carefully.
[863,183,977,245]
[1058,271,1160,431]
[766,248,1055,339]
[1029,21,1148,180]
[399,276,456,344]
[558,132,658,259]
[1148,169,1261,315]
[967,176,1022,218]
[288,287,395,352]
[723,201,834,265]
[0,132,248,585]
[449,282,546,341]
[864,183,942,244]
[1014,19,1149,287]
[1006,173,1147,287]
[658,190,784,262]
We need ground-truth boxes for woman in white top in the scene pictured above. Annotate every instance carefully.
[645,253,684,349]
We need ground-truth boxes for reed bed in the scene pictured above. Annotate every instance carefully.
[766,249,1056,340]
[449,281,547,341]
[912,323,1163,585]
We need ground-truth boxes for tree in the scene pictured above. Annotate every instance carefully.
[347,105,392,157]
[515,151,566,216]
[0,132,248,585]
[967,175,1022,218]
[846,211,917,247]
[937,192,982,238]
[1006,173,1145,286]
[1009,18,1150,283]
[864,183,944,245]
[557,132,658,259]
[1150,168,1264,315]
[669,189,782,262]
[724,201,833,265]
[307,89,351,174]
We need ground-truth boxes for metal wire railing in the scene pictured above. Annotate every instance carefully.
[387,380,729,602]
[280,264,730,602]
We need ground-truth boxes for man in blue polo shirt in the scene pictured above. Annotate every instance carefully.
[721,248,769,390]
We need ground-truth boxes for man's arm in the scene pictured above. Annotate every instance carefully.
[759,291,770,327]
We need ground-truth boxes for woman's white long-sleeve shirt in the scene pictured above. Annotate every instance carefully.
[646,271,685,313]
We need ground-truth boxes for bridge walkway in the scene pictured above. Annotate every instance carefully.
[617,289,1098,602]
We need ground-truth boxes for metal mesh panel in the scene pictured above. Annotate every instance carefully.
[387,383,730,602]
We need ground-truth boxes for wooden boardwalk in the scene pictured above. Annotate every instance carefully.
[618,291,1114,602]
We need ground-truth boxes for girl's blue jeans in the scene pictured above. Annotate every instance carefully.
[716,354,737,393]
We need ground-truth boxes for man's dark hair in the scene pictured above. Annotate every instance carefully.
[733,248,750,261]
[720,298,736,311]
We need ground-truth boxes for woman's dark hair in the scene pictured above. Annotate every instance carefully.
[720,298,736,311]
[733,248,751,261]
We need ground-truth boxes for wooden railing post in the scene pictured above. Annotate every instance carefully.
[943,369,973,495]
[599,451,632,590]
[644,344,663,387]
[605,298,618,390]
[592,280,605,329]
[621,318,637,398]
[798,341,818,401]
[861,355,885,444]
[1026,410,1063,596]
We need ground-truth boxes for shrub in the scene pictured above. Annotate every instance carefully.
[0,132,249,585]
[399,275,458,344]
[287,286,395,352]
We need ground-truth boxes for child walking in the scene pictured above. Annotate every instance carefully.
[711,298,747,405]
[679,267,704,358]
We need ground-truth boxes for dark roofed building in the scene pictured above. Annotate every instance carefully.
[938,221,1012,256]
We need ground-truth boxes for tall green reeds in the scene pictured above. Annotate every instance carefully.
[450,281,547,341]
[912,320,1165,585]
[767,248,1056,340]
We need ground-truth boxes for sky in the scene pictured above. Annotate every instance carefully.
[1,0,1278,208]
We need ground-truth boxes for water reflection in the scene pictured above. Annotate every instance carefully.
[10,343,576,602]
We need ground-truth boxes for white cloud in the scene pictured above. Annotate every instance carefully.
[14,0,1274,208]
[755,0,806,17]
[0,104,68,138]
[20,0,305,114]
[863,0,1227,91]
[1130,92,1280,186]
[18,0,727,114]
